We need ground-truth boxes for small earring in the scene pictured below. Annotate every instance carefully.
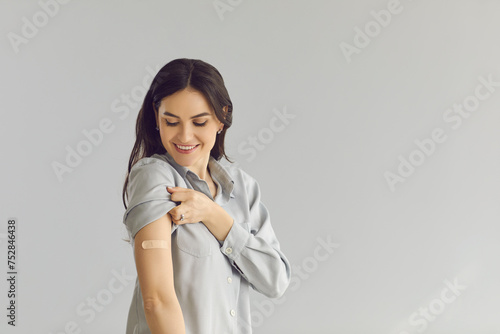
[156,126,159,131]
[217,129,222,134]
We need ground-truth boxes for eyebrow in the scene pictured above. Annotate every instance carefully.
[162,111,211,119]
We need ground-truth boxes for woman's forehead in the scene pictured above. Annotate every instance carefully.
[159,90,214,116]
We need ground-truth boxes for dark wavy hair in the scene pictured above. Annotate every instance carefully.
[122,58,233,210]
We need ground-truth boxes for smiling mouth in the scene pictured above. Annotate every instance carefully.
[175,144,199,151]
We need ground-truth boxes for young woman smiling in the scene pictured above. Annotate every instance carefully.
[121,58,291,334]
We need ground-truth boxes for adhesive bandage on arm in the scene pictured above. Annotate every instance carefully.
[141,240,169,249]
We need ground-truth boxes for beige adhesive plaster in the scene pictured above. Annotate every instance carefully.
[141,240,168,249]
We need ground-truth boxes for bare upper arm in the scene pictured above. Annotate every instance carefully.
[134,213,177,305]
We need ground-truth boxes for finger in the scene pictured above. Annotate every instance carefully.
[169,205,182,219]
[168,189,193,203]
[169,211,188,224]
[169,192,184,203]
[168,211,180,224]
[167,186,190,193]
[167,186,181,202]
[169,206,181,220]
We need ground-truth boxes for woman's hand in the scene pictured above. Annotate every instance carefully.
[167,186,234,241]
[167,186,216,225]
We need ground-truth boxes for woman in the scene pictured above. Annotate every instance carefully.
[121,58,291,334]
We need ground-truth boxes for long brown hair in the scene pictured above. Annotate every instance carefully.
[122,58,233,210]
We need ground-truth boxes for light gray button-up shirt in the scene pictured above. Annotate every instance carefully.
[123,151,291,334]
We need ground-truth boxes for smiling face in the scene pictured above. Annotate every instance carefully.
[154,88,224,177]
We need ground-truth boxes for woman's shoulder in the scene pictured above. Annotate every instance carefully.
[132,153,176,169]
[129,154,178,179]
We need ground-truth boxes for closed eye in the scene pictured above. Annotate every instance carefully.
[165,120,208,127]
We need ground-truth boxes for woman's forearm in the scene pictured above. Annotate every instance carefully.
[144,298,186,334]
[203,203,234,241]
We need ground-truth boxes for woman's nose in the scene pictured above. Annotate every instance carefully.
[178,124,193,143]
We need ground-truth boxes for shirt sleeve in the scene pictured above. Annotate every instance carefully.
[219,172,291,299]
[123,160,179,241]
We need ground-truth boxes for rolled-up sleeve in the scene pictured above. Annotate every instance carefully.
[219,174,291,299]
[123,160,178,240]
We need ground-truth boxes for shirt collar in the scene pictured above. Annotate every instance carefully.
[157,151,235,202]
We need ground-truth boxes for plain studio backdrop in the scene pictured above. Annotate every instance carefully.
[1,0,499,333]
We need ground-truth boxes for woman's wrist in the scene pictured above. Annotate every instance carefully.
[203,203,234,241]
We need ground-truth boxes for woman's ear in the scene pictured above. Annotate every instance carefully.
[222,105,229,120]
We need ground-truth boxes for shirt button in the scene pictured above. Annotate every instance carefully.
[225,247,233,254]
[230,309,236,317]
[227,277,232,284]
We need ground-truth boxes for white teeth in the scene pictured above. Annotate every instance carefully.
[176,144,197,150]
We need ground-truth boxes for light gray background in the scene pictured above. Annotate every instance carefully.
[1,0,499,333]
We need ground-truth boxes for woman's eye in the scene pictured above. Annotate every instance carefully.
[164,120,207,127]
[165,120,178,126]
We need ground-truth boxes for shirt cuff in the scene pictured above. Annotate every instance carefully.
[219,221,250,261]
